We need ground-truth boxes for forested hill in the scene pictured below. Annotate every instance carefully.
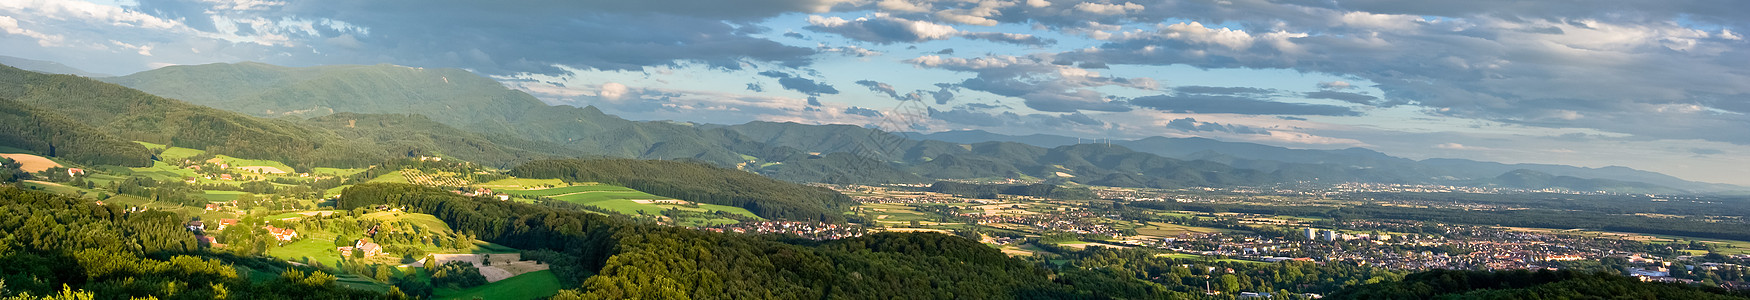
[0,63,333,167]
[509,158,856,222]
[1327,269,1749,299]
[0,64,592,170]
[97,62,1724,194]
[104,62,767,165]
[0,98,153,166]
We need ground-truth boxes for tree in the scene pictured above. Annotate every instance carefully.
[375,265,393,282]
[1220,274,1241,294]
[334,236,352,247]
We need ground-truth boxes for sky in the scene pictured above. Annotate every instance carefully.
[2,0,1748,185]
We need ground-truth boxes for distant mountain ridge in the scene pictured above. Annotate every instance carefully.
[914,130,1743,193]
[97,62,1744,194]
[0,55,110,77]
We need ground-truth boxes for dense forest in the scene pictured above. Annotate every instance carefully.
[927,181,1097,199]
[1328,269,1749,299]
[0,186,396,299]
[336,182,1086,299]
[510,158,856,222]
[0,98,153,167]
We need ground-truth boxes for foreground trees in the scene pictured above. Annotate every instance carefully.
[0,186,394,299]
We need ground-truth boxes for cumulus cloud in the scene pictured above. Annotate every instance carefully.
[1073,2,1144,15]
[843,106,884,117]
[598,82,630,100]
[111,0,822,75]
[758,70,840,95]
[907,54,1154,112]
[855,79,901,99]
[805,13,1053,46]
[1038,2,1750,144]
[1165,117,1268,134]
[0,16,65,47]
[817,45,882,57]
[1317,81,1355,90]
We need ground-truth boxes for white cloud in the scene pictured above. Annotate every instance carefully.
[198,0,286,11]
[0,15,65,47]
[110,40,152,55]
[1073,2,1143,15]
[598,82,629,100]
[1162,22,1252,50]
[0,0,180,29]
[1336,11,1419,31]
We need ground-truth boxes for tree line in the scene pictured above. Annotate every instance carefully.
[510,158,856,222]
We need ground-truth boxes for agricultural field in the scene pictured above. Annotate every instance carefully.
[0,153,62,172]
[313,167,367,177]
[472,178,566,190]
[1131,222,1249,237]
[203,190,248,202]
[500,184,650,198]
[432,270,563,300]
[396,169,469,187]
[22,180,83,195]
[504,184,760,226]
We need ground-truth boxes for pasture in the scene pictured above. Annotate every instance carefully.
[473,178,567,190]
[433,270,563,300]
[202,190,247,202]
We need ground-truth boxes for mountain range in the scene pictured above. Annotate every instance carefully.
[0,61,1730,194]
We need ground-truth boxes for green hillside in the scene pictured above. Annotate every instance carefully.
[106,63,764,166]
[510,158,854,222]
[0,98,153,166]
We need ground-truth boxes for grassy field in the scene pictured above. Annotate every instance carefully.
[1158,253,1203,259]
[213,155,294,173]
[202,190,247,202]
[433,270,563,300]
[366,171,409,184]
[362,211,449,232]
[1133,222,1249,236]
[549,191,670,202]
[508,184,761,226]
[22,181,84,195]
[0,145,34,153]
[269,231,348,267]
[312,167,367,177]
[128,161,199,181]
[474,178,567,190]
[501,184,654,197]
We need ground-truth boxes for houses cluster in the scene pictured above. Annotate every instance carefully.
[337,238,384,257]
[701,221,865,240]
[454,187,511,201]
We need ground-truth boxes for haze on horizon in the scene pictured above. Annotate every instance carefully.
[1,0,1746,185]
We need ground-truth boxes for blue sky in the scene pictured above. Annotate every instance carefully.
[2,0,1748,185]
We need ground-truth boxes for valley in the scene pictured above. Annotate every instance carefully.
[1,61,1747,299]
